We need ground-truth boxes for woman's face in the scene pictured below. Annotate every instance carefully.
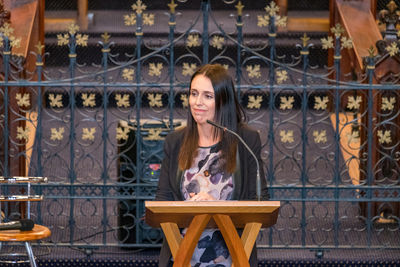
[189,74,216,126]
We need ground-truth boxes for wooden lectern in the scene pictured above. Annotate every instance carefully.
[145,201,280,267]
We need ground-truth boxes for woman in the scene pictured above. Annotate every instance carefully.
[155,64,269,267]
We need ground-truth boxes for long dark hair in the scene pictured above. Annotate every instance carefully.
[178,64,245,173]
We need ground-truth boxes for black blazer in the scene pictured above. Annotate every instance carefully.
[155,124,269,267]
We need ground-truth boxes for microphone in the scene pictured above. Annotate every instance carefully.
[0,219,34,231]
[206,120,261,201]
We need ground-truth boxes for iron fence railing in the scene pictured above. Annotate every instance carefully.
[0,0,399,256]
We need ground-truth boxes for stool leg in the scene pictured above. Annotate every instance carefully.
[24,242,37,267]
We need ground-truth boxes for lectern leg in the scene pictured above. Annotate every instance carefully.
[213,214,250,267]
[174,214,211,267]
[160,222,182,258]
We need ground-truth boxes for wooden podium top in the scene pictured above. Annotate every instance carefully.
[145,200,280,229]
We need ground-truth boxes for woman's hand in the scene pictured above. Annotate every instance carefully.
[189,191,216,201]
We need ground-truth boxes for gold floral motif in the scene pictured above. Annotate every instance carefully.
[9,36,21,48]
[347,96,362,110]
[81,93,96,107]
[16,93,30,107]
[149,62,163,77]
[186,34,200,47]
[68,23,80,35]
[265,1,279,16]
[222,64,229,70]
[168,0,178,14]
[386,42,399,57]
[301,33,310,47]
[341,36,353,49]
[330,23,345,38]
[35,42,45,55]
[131,0,147,14]
[313,130,327,144]
[246,65,261,78]
[346,130,359,143]
[275,15,287,27]
[16,126,29,141]
[235,1,244,16]
[122,68,134,81]
[0,22,14,37]
[180,94,188,108]
[76,33,89,47]
[115,94,130,108]
[48,94,63,108]
[82,128,96,141]
[381,96,396,111]
[276,70,288,84]
[182,62,197,76]
[247,95,263,109]
[280,130,294,143]
[321,36,334,50]
[101,32,111,43]
[257,15,269,27]
[148,93,163,107]
[377,130,391,144]
[57,33,69,46]
[145,128,163,140]
[116,126,130,141]
[143,13,155,26]
[211,36,225,50]
[50,127,65,141]
[124,14,137,26]
[314,96,329,110]
[280,96,294,110]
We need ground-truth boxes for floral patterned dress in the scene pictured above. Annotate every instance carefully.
[181,143,234,267]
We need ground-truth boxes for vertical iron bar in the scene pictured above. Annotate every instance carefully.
[236,7,243,98]
[366,57,375,248]
[201,0,210,64]
[301,42,309,247]
[135,12,143,245]
[101,41,111,245]
[168,5,176,129]
[333,34,341,248]
[2,37,10,178]
[68,33,77,244]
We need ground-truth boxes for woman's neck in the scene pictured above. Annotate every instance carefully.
[197,124,219,147]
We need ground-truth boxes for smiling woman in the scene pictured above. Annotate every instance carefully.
[155,64,269,267]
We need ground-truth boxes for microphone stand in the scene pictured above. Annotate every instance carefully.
[207,120,261,201]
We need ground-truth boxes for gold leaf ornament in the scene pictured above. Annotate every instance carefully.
[148,93,163,107]
[81,93,96,107]
[314,96,329,110]
[122,68,135,81]
[132,0,147,14]
[246,65,261,78]
[148,62,163,77]
[16,126,30,141]
[257,15,269,27]
[145,128,163,140]
[313,130,327,144]
[386,42,399,57]
[211,36,225,50]
[16,93,30,107]
[381,96,396,111]
[186,34,200,47]
[116,126,130,141]
[124,14,137,26]
[143,13,155,26]
[276,70,288,84]
[347,96,362,110]
[377,130,391,144]
[321,36,334,50]
[182,62,197,76]
[50,127,65,141]
[280,96,294,110]
[247,95,263,109]
[346,130,359,143]
[180,94,188,108]
[115,94,131,108]
[280,130,294,143]
[341,36,353,49]
[82,127,96,141]
[265,1,279,16]
[48,94,63,108]
[57,33,69,46]
[76,33,89,47]
[68,23,80,35]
